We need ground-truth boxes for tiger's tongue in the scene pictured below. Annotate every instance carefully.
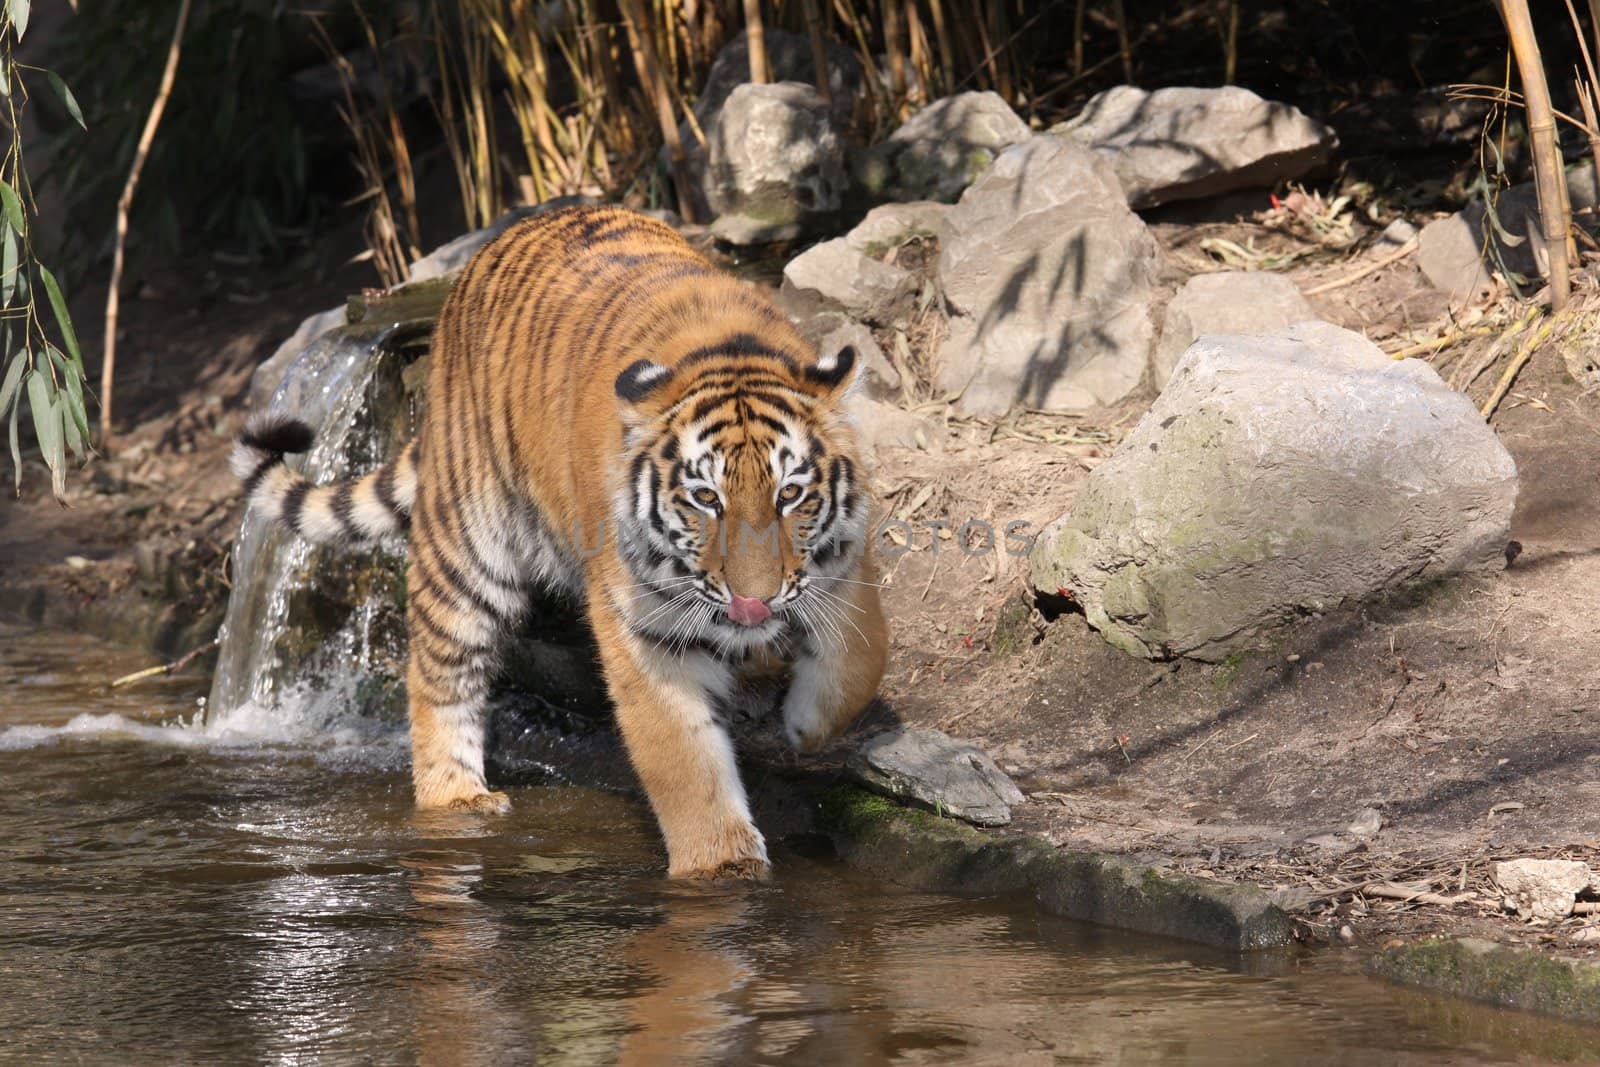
[728,595,771,626]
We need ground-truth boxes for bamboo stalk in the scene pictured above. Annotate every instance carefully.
[619,0,697,220]
[882,0,907,114]
[1223,0,1238,84]
[926,0,956,94]
[743,0,771,83]
[802,0,833,105]
[101,0,192,448]
[1112,0,1134,83]
[1499,0,1571,311]
[1072,0,1085,76]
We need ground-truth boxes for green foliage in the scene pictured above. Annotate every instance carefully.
[0,1,89,500]
[46,0,344,273]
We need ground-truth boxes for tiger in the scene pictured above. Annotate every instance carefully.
[231,204,888,879]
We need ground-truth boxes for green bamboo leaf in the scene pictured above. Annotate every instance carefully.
[49,345,87,453]
[0,349,23,417]
[8,378,20,493]
[26,367,64,499]
[0,182,24,236]
[1,227,16,307]
[45,71,83,130]
[38,266,79,365]
[7,0,29,41]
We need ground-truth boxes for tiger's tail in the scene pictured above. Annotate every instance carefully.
[230,414,417,543]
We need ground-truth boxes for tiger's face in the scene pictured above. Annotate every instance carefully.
[610,344,867,655]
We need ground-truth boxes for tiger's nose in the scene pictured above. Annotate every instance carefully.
[728,594,772,627]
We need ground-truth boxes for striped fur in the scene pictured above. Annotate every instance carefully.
[231,205,888,879]
[231,415,417,542]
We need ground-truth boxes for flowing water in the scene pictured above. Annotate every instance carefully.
[4,626,1600,1065]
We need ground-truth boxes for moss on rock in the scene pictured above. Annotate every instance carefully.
[1372,938,1600,1024]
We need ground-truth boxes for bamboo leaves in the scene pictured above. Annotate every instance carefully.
[0,7,89,499]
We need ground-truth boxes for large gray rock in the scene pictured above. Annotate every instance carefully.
[858,91,1031,203]
[1052,85,1336,209]
[820,320,900,399]
[847,727,1024,826]
[672,29,865,221]
[1418,165,1600,301]
[705,82,846,245]
[844,200,950,256]
[1153,271,1316,388]
[938,136,1158,415]
[1030,321,1518,661]
[781,237,916,325]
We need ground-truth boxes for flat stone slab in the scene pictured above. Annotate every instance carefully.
[1372,938,1600,1025]
[847,727,1023,827]
[820,786,1295,951]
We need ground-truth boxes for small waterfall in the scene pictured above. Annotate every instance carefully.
[206,322,417,741]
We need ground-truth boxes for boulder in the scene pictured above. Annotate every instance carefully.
[1417,165,1600,301]
[672,30,865,222]
[781,237,916,325]
[1152,271,1316,388]
[845,200,950,257]
[938,135,1158,414]
[1495,859,1595,920]
[857,91,1031,203]
[820,320,900,399]
[851,397,940,452]
[847,727,1024,826]
[705,82,846,245]
[1030,321,1518,661]
[1051,85,1336,209]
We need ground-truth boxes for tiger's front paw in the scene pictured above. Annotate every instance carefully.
[667,819,770,881]
[448,790,512,814]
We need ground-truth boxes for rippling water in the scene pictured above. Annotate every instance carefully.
[3,625,1596,1064]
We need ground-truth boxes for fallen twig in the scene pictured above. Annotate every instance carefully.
[1303,235,1420,296]
[1363,881,1477,907]
[1385,325,1498,361]
[1482,312,1561,419]
[110,638,218,689]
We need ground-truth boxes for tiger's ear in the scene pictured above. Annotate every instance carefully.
[804,344,858,397]
[615,359,675,418]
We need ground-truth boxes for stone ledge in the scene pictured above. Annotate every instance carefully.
[816,785,1295,951]
[1371,937,1600,1024]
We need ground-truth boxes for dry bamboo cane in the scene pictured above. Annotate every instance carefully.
[882,0,907,115]
[1112,0,1134,83]
[1072,0,1085,76]
[1500,0,1571,311]
[926,0,956,94]
[802,0,833,105]
[743,0,771,83]
[619,0,697,220]
[101,0,192,448]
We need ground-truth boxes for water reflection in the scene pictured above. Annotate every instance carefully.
[5,627,1600,1064]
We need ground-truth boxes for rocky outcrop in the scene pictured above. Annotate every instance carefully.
[705,82,847,244]
[847,727,1024,826]
[780,236,917,325]
[938,135,1158,415]
[856,91,1030,203]
[844,200,950,256]
[1052,85,1336,209]
[1153,271,1315,388]
[1030,321,1518,661]
[1417,165,1600,303]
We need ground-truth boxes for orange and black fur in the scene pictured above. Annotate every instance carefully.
[232,205,888,878]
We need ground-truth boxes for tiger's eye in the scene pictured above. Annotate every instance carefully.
[691,487,720,509]
[777,484,803,505]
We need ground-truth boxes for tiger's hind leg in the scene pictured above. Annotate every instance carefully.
[404,497,530,813]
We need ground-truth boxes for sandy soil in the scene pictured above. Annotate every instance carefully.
[5,195,1599,954]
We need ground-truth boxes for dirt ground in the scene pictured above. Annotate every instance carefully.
[5,193,1600,956]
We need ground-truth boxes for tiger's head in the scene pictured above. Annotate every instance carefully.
[609,336,867,655]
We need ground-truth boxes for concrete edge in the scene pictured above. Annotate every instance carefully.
[1370,937,1600,1025]
[814,784,1296,952]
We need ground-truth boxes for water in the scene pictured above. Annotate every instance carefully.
[4,626,1599,1064]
